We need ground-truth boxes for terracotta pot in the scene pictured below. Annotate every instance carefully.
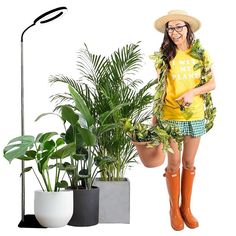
[132,141,165,168]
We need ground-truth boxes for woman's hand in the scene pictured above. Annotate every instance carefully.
[152,116,157,125]
[176,89,194,107]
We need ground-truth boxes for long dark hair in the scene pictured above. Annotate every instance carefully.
[160,22,195,69]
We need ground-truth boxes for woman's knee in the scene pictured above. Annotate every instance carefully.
[167,158,181,172]
[182,160,195,170]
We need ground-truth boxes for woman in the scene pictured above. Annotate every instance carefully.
[152,10,216,231]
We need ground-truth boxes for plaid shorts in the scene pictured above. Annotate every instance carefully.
[161,120,206,137]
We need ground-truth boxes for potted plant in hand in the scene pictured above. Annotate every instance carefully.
[122,118,183,168]
[3,132,75,228]
[49,42,156,223]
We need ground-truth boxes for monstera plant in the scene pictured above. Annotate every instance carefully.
[3,132,75,192]
[3,131,75,228]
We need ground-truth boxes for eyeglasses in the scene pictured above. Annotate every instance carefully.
[166,25,187,34]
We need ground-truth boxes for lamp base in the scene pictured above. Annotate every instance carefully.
[18,214,46,228]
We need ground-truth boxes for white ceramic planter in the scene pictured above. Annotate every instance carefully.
[34,190,73,228]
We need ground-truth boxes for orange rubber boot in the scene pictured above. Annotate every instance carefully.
[164,169,184,231]
[180,167,199,229]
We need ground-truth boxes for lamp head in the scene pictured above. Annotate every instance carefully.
[33,6,67,24]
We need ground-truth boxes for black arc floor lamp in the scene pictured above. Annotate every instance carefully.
[19,6,67,228]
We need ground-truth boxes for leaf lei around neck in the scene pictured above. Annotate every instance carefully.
[150,39,216,132]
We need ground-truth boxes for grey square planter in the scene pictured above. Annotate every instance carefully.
[94,178,130,223]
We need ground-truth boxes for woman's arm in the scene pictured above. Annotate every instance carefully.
[176,69,216,106]
[192,76,216,96]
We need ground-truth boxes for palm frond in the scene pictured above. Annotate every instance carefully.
[49,74,80,89]
[50,92,72,105]
[109,43,143,80]
[125,78,143,89]
[77,44,109,86]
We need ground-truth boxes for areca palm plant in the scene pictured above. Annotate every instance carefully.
[50,42,156,180]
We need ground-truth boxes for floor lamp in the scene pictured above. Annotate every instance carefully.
[19,6,67,228]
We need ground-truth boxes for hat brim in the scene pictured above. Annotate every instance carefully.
[154,14,201,33]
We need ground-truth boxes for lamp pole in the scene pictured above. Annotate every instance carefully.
[19,6,67,227]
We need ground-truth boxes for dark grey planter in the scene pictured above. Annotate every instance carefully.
[94,178,130,223]
[68,186,99,227]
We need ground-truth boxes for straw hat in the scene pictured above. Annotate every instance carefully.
[154,10,201,33]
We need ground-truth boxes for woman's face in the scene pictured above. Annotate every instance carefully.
[167,20,188,47]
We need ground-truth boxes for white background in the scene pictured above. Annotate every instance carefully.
[0,0,234,235]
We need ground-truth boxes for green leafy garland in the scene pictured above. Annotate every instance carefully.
[150,39,216,132]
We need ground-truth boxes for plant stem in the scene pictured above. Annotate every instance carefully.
[54,158,61,192]
[32,168,45,191]
[116,152,121,180]
[87,146,92,189]
[46,170,53,192]
[91,166,99,184]
[41,172,49,192]
[61,170,66,181]
[54,158,58,192]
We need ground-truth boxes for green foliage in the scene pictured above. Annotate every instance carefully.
[60,100,100,190]
[50,42,156,181]
[3,132,75,192]
[189,39,216,132]
[3,136,34,163]
[149,51,168,119]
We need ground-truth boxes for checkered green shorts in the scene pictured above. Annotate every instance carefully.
[161,120,206,137]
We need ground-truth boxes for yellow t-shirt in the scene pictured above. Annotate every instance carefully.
[162,49,212,121]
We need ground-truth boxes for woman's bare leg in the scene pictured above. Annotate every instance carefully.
[167,138,181,172]
[182,136,201,169]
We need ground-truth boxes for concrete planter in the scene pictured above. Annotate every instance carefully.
[94,178,130,223]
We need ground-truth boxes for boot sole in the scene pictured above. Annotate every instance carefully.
[171,225,184,231]
[184,222,199,229]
